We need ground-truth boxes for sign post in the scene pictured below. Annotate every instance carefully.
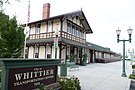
[54,37,58,48]
[54,34,58,59]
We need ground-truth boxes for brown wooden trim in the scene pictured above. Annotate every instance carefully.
[62,17,65,22]
[27,47,29,58]
[51,21,53,32]
[65,46,67,62]
[60,18,63,38]
[90,50,93,63]
[61,45,66,51]
[59,43,62,59]
[29,32,55,39]
[46,22,48,32]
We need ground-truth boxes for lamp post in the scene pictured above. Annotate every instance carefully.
[116,27,133,77]
[54,34,58,59]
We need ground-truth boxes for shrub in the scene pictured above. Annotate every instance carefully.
[0,69,1,82]
[70,54,77,62]
[39,76,81,90]
[132,64,135,69]
[58,76,81,90]
[39,84,46,90]
[129,74,135,79]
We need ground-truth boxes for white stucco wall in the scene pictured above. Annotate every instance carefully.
[39,46,45,59]
[52,46,55,59]
[30,25,35,34]
[61,48,66,63]
[46,45,51,58]
[107,54,110,58]
[28,46,33,58]
[52,46,59,59]
[53,20,60,36]
[63,20,67,32]
[99,52,102,58]
[40,23,46,33]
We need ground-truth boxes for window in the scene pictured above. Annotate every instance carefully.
[71,25,74,34]
[47,54,51,59]
[79,31,81,37]
[34,46,39,59]
[67,23,72,34]
[77,29,80,37]
[76,30,78,36]
[46,46,51,59]
[84,32,85,39]
[25,47,28,58]
[35,23,40,34]
[67,47,70,55]
[35,28,40,34]
[67,23,71,33]
[67,20,86,38]
[72,25,76,35]
[81,32,84,38]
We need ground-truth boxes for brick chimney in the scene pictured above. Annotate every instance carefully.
[42,3,50,19]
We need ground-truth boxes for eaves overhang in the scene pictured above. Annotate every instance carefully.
[27,38,88,48]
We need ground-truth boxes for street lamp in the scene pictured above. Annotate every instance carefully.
[116,27,133,77]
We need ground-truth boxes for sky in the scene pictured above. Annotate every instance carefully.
[2,0,135,55]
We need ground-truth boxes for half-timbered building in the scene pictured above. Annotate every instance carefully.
[26,3,120,64]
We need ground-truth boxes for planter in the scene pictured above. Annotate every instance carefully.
[81,53,87,66]
[60,63,67,76]
[130,79,135,90]
[129,74,135,79]
[132,64,135,69]
[82,60,86,66]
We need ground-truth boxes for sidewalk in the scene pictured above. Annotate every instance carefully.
[66,61,132,90]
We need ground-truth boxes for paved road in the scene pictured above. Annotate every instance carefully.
[66,61,132,90]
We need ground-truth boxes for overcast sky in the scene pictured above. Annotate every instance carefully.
[3,0,135,55]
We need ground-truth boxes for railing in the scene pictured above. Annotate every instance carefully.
[61,31,85,43]
[29,31,85,43]
[29,32,55,39]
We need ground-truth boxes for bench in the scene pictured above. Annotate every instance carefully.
[66,62,79,70]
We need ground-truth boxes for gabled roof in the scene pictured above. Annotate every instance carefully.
[27,10,93,33]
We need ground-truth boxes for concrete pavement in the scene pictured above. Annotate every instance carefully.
[66,61,132,90]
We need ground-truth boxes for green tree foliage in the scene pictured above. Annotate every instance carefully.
[0,11,25,58]
[0,0,10,7]
[0,0,19,8]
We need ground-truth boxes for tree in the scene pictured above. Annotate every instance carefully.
[0,11,25,58]
[0,0,19,8]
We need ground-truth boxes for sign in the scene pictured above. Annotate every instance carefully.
[0,59,60,90]
[8,65,57,90]
[54,38,58,48]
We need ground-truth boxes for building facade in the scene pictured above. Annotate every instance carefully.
[26,3,120,64]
